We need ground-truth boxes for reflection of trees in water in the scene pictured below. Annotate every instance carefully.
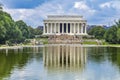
[43,45,87,72]
[0,47,43,80]
[88,47,120,70]
[107,47,120,69]
[87,47,107,63]
[24,47,43,61]
[0,49,29,80]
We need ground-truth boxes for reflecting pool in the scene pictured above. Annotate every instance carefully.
[0,45,120,80]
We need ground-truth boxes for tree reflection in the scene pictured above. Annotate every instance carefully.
[87,47,120,71]
[107,47,120,69]
[87,47,107,63]
[0,47,42,80]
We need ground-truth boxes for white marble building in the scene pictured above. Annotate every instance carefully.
[43,15,87,35]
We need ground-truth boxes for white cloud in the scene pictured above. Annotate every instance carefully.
[100,2,111,8]
[74,1,96,13]
[74,1,89,10]
[100,1,120,10]
[3,2,64,27]
[89,0,96,2]
[99,0,120,25]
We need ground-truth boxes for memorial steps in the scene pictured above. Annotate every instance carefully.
[48,34,83,44]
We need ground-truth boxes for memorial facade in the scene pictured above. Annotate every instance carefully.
[43,15,87,35]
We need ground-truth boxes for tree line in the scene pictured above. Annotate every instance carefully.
[88,20,120,44]
[0,8,42,44]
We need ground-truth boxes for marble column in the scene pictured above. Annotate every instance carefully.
[54,23,56,33]
[52,23,55,34]
[77,23,79,34]
[46,23,48,33]
[43,23,45,34]
[58,23,60,34]
[74,23,76,33]
[70,23,72,34]
[62,23,64,33]
[50,23,52,34]
[48,23,49,33]
[81,23,83,34]
[66,23,68,33]
[85,24,87,34]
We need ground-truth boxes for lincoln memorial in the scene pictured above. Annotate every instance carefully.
[43,15,87,44]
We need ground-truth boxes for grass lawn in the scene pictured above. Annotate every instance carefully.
[35,38,48,44]
[83,41,97,45]
[83,39,120,47]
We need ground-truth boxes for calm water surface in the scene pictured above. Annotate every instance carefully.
[0,45,120,80]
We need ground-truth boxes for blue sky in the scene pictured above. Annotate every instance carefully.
[0,0,120,27]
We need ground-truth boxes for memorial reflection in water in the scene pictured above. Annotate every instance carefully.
[43,45,87,72]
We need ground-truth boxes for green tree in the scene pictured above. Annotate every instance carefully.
[104,25,118,44]
[0,10,31,44]
[0,8,42,44]
[9,26,23,43]
[15,20,30,38]
[117,28,120,41]
[88,26,106,39]
[0,24,6,43]
[115,20,120,28]
[0,10,15,43]
[34,28,43,35]
[0,25,6,38]
[104,20,120,44]
[28,26,36,38]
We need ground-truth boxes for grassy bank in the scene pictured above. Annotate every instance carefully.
[0,38,48,48]
[35,38,48,44]
[1,39,120,49]
[83,39,120,47]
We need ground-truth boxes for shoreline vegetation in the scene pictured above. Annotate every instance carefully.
[0,8,43,45]
[0,39,120,50]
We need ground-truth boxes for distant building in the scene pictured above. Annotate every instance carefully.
[43,15,87,35]
[37,26,43,31]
